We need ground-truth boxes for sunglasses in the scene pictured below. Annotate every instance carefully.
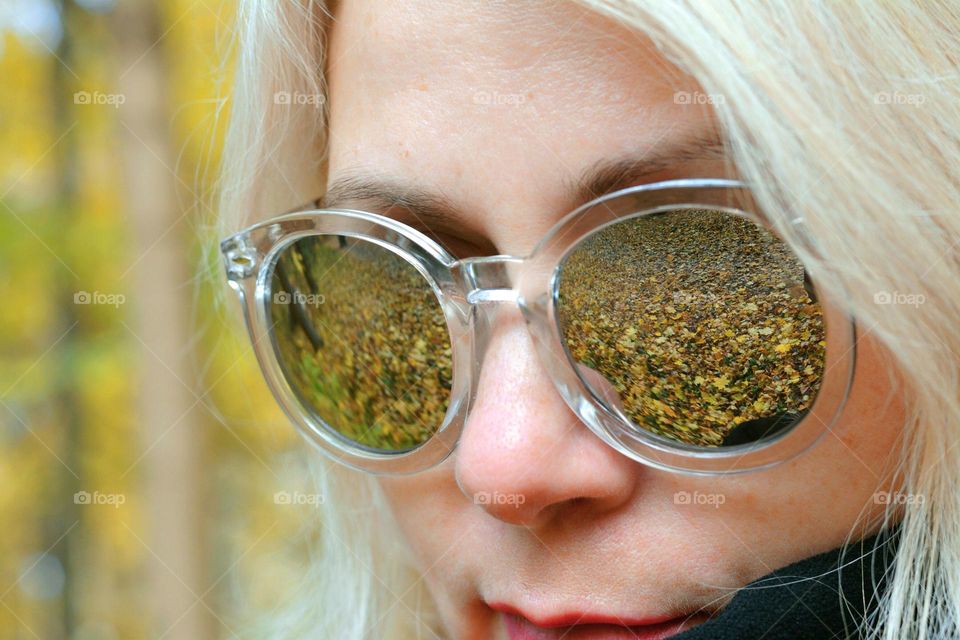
[220,178,855,475]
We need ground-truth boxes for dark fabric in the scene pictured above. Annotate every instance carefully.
[672,525,900,640]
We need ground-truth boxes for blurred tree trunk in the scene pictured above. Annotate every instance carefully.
[113,2,209,638]
[52,2,79,637]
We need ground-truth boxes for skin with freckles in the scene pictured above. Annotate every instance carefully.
[322,1,906,637]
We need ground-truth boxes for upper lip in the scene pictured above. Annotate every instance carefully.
[487,601,686,628]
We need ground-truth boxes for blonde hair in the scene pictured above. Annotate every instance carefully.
[216,1,960,638]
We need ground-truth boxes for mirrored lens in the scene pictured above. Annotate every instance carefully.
[269,235,453,452]
[557,208,826,448]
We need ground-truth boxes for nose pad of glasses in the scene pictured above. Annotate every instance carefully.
[454,256,523,304]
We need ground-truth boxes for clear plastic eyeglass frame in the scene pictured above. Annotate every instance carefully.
[221,178,856,476]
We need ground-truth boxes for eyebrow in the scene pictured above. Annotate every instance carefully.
[320,132,726,236]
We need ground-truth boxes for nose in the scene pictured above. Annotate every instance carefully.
[454,307,639,527]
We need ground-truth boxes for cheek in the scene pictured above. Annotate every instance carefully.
[377,466,470,563]
[832,337,907,461]
[377,467,493,625]
[704,332,906,560]
[810,332,906,496]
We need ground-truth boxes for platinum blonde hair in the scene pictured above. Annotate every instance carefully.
[217,1,960,638]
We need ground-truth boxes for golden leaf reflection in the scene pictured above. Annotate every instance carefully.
[558,209,826,447]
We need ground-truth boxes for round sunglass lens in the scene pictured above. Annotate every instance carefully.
[269,235,453,452]
[556,208,826,448]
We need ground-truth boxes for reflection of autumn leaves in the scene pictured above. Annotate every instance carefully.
[268,212,824,451]
[271,237,452,451]
[559,210,825,447]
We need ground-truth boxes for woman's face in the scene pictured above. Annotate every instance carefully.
[323,1,905,638]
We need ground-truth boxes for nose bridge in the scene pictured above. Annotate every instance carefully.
[453,255,524,305]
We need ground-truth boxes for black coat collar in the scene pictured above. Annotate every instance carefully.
[672,525,900,640]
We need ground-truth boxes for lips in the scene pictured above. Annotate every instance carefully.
[490,602,705,640]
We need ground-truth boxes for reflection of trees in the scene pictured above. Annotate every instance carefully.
[274,255,323,351]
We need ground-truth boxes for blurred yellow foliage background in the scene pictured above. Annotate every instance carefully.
[0,1,314,638]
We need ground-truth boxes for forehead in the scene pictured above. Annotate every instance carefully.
[325,0,724,240]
